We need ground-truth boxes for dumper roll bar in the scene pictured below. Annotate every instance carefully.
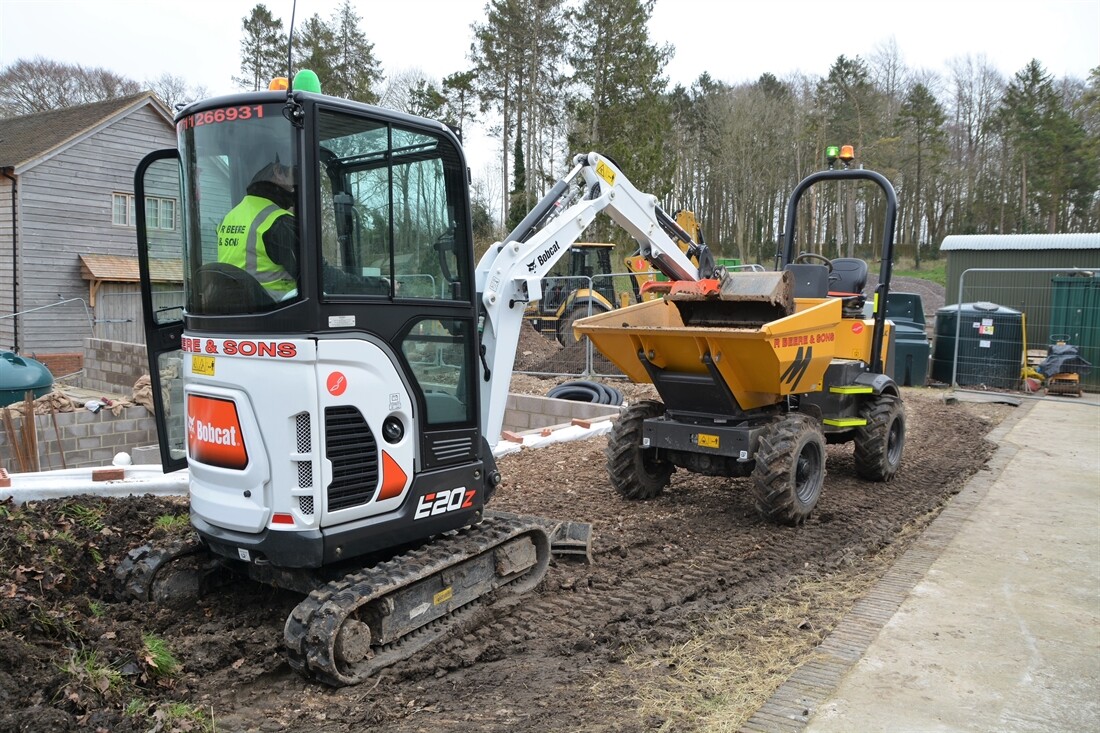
[779,168,899,375]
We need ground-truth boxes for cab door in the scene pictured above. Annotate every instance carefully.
[135,149,188,472]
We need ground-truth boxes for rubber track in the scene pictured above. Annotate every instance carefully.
[114,535,205,601]
[283,516,549,687]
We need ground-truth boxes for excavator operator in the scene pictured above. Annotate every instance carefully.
[216,160,299,300]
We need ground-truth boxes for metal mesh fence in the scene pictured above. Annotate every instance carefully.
[937,268,1098,397]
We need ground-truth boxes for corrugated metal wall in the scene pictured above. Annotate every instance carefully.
[944,249,1100,304]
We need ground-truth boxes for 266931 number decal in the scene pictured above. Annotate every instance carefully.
[177,105,264,131]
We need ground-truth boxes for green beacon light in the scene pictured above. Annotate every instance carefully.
[825,145,840,168]
[293,69,322,94]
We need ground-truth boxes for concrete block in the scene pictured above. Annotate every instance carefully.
[131,445,162,465]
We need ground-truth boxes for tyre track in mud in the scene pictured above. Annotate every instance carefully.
[345,394,995,732]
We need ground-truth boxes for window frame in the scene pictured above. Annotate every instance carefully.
[113,191,177,231]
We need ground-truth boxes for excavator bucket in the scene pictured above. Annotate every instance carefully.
[667,270,795,327]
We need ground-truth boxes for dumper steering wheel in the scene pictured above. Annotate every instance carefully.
[794,252,833,271]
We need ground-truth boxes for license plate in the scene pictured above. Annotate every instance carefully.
[191,355,215,376]
[697,433,719,449]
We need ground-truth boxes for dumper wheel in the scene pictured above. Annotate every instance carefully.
[751,414,826,526]
[853,394,905,481]
[606,400,673,499]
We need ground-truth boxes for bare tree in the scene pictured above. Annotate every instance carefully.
[145,73,207,110]
[0,57,140,117]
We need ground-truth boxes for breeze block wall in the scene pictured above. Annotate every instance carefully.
[0,405,157,473]
[82,338,148,394]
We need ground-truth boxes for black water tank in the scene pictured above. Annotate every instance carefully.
[932,303,1024,388]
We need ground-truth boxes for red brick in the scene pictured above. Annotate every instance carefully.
[92,468,125,482]
[570,418,593,429]
[0,468,9,488]
[500,430,524,443]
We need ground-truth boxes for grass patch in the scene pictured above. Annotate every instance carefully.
[56,502,106,533]
[63,648,124,698]
[141,634,180,679]
[126,698,216,733]
[893,257,946,286]
[154,514,191,532]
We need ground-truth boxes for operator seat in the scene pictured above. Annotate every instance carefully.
[828,257,869,296]
[196,262,274,314]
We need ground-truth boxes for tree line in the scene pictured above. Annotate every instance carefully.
[3,0,1097,263]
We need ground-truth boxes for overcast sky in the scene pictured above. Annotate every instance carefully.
[1,0,1098,173]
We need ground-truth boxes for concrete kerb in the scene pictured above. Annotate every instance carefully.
[738,397,1037,733]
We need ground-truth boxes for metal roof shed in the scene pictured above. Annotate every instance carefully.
[940,234,1100,304]
[938,234,1100,390]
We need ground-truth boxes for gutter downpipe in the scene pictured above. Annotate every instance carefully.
[1,168,16,352]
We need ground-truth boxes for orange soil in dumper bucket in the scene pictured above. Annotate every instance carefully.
[573,269,888,411]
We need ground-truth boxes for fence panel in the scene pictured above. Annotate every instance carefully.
[938,268,1098,398]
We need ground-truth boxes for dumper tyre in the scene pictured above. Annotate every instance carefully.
[853,394,905,481]
[606,400,673,500]
[751,414,826,526]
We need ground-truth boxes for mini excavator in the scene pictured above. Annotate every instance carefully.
[128,71,724,686]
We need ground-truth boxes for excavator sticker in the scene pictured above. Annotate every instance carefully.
[414,487,476,520]
[187,395,248,470]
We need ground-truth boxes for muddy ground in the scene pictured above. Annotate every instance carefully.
[0,313,1013,733]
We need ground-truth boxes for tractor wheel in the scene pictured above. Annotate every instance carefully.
[558,307,593,345]
[750,414,826,526]
[606,400,673,500]
[853,394,905,481]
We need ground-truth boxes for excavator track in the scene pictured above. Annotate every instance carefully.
[114,535,212,604]
[283,515,550,686]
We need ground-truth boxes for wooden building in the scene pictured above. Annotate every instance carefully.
[0,93,177,356]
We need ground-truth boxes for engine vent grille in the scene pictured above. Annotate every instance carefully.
[325,406,379,512]
[296,461,313,488]
[298,496,314,515]
[431,435,475,462]
[295,413,311,452]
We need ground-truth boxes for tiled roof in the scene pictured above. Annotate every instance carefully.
[79,253,181,282]
[0,93,169,170]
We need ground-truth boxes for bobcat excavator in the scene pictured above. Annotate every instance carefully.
[126,73,718,686]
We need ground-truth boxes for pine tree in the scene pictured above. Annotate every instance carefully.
[327,0,383,103]
[234,4,286,91]
[567,0,672,197]
[293,13,337,90]
[899,83,947,265]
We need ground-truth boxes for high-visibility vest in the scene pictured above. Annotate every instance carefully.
[216,195,296,296]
